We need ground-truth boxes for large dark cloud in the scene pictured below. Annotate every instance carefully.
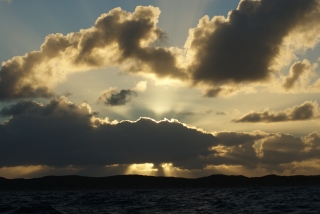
[0,97,218,170]
[1,98,320,176]
[186,0,320,87]
[233,101,320,123]
[97,88,137,106]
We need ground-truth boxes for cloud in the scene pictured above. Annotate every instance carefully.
[132,81,147,92]
[304,132,320,151]
[0,100,43,116]
[97,81,147,106]
[203,88,222,97]
[97,87,137,106]
[0,98,218,170]
[209,130,320,173]
[185,0,320,88]
[176,109,228,116]
[233,101,320,123]
[1,98,320,177]
[0,6,185,100]
[216,111,227,116]
[176,111,196,116]
[1,1,320,100]
[282,60,312,90]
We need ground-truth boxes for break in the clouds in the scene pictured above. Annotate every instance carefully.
[1,97,320,177]
[233,101,320,123]
[1,0,320,100]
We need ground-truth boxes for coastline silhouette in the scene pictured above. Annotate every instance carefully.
[1,174,320,191]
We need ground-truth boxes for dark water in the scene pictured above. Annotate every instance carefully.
[0,187,319,213]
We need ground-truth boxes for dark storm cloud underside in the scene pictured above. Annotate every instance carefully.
[0,99,217,169]
[0,99,320,173]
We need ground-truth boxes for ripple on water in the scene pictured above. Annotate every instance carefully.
[0,187,320,213]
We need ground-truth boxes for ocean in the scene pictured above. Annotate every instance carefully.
[0,187,319,213]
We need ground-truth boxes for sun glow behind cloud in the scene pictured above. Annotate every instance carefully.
[125,163,158,176]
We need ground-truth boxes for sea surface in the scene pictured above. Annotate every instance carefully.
[0,187,319,213]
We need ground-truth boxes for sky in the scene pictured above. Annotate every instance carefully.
[1,0,320,179]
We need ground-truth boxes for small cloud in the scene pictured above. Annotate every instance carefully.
[177,111,196,116]
[203,88,222,98]
[63,91,73,97]
[177,109,228,116]
[282,60,311,90]
[216,111,227,116]
[205,110,214,115]
[132,81,147,92]
[97,81,147,107]
[97,87,137,106]
[231,109,241,115]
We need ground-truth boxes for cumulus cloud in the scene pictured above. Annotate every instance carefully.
[1,98,320,177]
[0,98,218,170]
[185,0,320,89]
[210,130,320,173]
[282,60,312,90]
[1,1,320,100]
[304,132,320,151]
[233,101,320,123]
[0,6,185,100]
